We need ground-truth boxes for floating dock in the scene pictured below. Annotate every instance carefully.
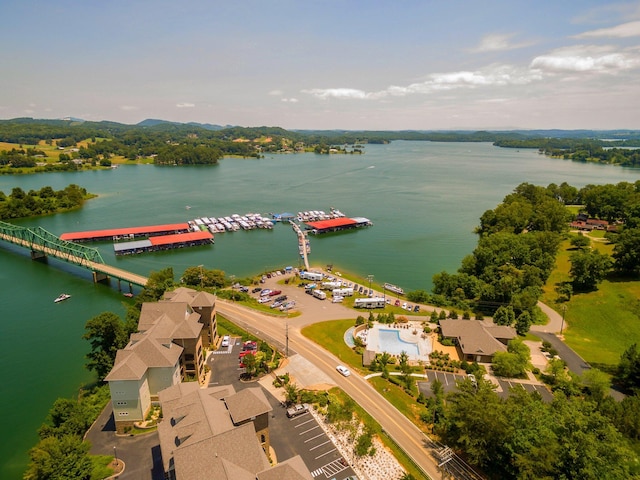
[60,223,191,242]
[113,231,213,255]
[304,217,372,234]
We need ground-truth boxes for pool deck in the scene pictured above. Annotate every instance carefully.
[364,321,433,362]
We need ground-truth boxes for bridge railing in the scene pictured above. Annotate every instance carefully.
[0,221,105,266]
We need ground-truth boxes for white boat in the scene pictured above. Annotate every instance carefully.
[54,293,71,303]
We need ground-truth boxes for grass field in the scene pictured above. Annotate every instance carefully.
[301,319,362,369]
[541,233,640,367]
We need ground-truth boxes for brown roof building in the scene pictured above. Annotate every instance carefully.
[105,287,218,433]
[158,383,312,480]
[439,319,517,363]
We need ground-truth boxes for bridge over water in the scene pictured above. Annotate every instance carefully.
[0,221,148,290]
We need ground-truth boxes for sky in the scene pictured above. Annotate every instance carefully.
[1,0,640,130]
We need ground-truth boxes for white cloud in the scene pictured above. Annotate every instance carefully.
[120,105,138,111]
[303,65,542,101]
[471,33,533,52]
[530,45,638,73]
[281,98,298,103]
[574,20,640,38]
[176,102,195,108]
[269,89,283,96]
[302,88,373,100]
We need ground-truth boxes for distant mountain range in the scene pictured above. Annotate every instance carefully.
[1,117,638,141]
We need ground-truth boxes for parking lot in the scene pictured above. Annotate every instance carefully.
[208,338,356,479]
[495,379,554,402]
[417,370,467,397]
[417,370,553,402]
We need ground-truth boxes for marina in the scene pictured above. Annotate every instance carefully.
[59,207,368,257]
[189,212,275,233]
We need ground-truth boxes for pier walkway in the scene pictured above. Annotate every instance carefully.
[290,221,310,270]
[0,221,148,290]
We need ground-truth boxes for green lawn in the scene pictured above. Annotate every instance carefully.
[541,237,640,367]
[301,319,362,369]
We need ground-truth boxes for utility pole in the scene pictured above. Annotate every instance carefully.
[367,274,374,295]
[285,322,289,357]
[560,304,566,335]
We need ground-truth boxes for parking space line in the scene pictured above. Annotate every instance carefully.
[295,418,315,428]
[299,425,321,435]
[315,447,337,459]
[304,432,325,443]
[309,440,331,451]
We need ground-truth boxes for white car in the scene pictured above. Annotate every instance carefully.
[336,365,351,377]
[221,335,230,348]
[332,296,344,303]
[260,289,272,297]
[401,302,407,310]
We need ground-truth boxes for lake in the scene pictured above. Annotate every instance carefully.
[1,141,638,478]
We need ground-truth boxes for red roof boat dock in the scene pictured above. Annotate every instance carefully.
[113,230,214,255]
[60,223,191,242]
[304,217,372,234]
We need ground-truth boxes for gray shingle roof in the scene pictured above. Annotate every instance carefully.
[257,455,314,480]
[105,336,182,381]
[224,387,273,424]
[439,319,515,357]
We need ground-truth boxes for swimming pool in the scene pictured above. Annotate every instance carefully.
[378,329,420,356]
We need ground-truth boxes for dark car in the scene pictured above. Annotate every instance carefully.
[413,305,420,312]
[252,287,262,293]
[240,286,249,292]
[275,295,287,302]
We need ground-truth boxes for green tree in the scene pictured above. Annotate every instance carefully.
[581,368,610,403]
[569,249,612,290]
[569,233,591,250]
[24,435,93,480]
[612,227,640,275]
[82,312,128,380]
[514,311,532,335]
[284,383,299,405]
[240,352,257,378]
[616,343,640,393]
[493,305,515,326]
[37,398,91,440]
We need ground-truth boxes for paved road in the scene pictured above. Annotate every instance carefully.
[217,299,446,480]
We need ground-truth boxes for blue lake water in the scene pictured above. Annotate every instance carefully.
[1,141,639,478]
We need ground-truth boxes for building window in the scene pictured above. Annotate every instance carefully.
[116,401,127,406]
[118,412,129,416]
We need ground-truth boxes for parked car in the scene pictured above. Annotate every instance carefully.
[260,289,272,296]
[271,301,283,309]
[252,287,262,293]
[286,403,310,418]
[268,290,282,296]
[258,296,271,303]
[221,335,230,348]
[406,304,413,311]
[240,286,249,292]
[401,302,407,310]
[274,295,287,302]
[336,365,351,377]
[395,299,401,307]
[332,296,344,303]
[413,305,420,312]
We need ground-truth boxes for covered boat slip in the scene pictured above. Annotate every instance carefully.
[61,223,191,242]
[113,230,213,255]
[304,217,372,234]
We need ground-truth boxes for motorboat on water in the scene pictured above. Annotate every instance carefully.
[54,293,71,303]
